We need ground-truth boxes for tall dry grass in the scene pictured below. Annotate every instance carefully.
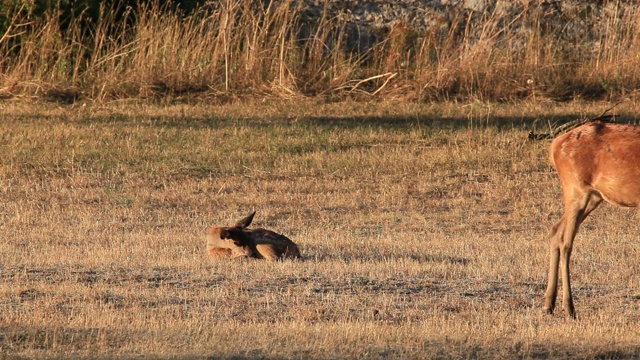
[408,2,640,101]
[0,1,359,101]
[1,1,639,102]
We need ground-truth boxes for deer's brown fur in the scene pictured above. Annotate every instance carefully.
[544,121,640,318]
[206,212,301,261]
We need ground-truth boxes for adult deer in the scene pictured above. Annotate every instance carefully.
[544,121,640,318]
[206,211,302,261]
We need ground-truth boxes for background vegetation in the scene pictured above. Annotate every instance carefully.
[1,0,639,103]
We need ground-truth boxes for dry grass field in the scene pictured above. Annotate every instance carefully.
[1,99,640,359]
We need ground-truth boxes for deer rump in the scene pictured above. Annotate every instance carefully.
[551,121,640,208]
[544,121,640,318]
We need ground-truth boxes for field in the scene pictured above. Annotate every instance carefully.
[1,99,640,359]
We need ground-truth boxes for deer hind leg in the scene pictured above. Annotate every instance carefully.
[543,215,565,314]
[544,191,602,317]
[255,244,279,261]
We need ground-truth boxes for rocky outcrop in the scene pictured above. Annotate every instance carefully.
[296,0,638,51]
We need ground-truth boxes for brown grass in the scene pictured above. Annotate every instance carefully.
[1,1,639,102]
[1,99,640,358]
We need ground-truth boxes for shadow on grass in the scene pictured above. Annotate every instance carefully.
[2,324,638,359]
[300,115,541,132]
[9,103,638,139]
[211,339,640,360]
[15,109,636,133]
[406,253,470,265]
[96,114,640,139]
[133,114,546,132]
[302,249,470,265]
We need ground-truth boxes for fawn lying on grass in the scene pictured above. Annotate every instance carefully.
[206,211,301,261]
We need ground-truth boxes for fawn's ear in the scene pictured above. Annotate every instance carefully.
[235,211,256,229]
